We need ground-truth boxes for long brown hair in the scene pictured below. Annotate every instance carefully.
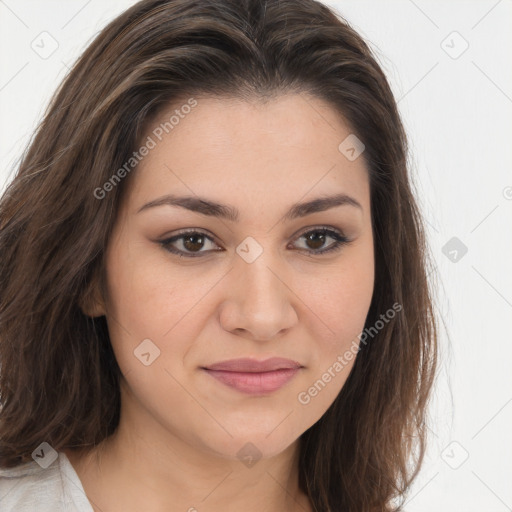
[0,1,438,510]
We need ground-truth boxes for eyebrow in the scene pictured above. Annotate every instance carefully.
[136,192,362,222]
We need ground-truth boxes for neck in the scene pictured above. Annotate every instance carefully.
[65,386,312,512]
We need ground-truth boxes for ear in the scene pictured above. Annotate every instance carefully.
[78,269,107,318]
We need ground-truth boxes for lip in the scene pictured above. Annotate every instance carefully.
[201,357,303,395]
[203,357,303,372]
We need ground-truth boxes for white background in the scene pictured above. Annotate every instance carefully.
[1,1,511,510]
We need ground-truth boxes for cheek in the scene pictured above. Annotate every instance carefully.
[295,242,374,404]
[305,242,374,348]
[102,241,226,377]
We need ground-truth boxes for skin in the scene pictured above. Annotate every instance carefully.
[65,93,375,512]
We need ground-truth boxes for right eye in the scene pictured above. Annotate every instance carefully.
[159,230,223,258]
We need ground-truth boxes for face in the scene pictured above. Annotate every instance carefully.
[93,94,374,462]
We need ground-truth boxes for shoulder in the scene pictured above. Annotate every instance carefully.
[0,451,91,512]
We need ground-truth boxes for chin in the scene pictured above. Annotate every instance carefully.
[196,425,302,464]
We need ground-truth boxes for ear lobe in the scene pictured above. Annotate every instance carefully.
[78,270,107,318]
[79,291,106,318]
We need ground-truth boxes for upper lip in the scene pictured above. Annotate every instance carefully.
[203,357,303,373]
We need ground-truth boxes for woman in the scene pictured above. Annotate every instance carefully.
[0,0,438,511]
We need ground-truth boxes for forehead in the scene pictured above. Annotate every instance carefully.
[125,94,370,217]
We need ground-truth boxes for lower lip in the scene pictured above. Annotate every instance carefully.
[202,368,300,395]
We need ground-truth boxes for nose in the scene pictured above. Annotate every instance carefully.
[218,247,298,341]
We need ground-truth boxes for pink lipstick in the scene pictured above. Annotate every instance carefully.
[202,357,302,395]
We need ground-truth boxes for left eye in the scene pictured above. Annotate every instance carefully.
[159,227,350,258]
[291,228,350,255]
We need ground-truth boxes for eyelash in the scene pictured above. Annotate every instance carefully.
[159,226,350,258]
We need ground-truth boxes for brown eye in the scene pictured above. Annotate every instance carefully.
[182,233,206,252]
[292,228,350,255]
[304,231,327,250]
[160,227,350,259]
[160,230,221,257]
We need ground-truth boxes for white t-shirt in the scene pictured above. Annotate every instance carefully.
[0,451,94,511]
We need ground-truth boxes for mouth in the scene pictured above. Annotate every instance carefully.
[201,357,303,395]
